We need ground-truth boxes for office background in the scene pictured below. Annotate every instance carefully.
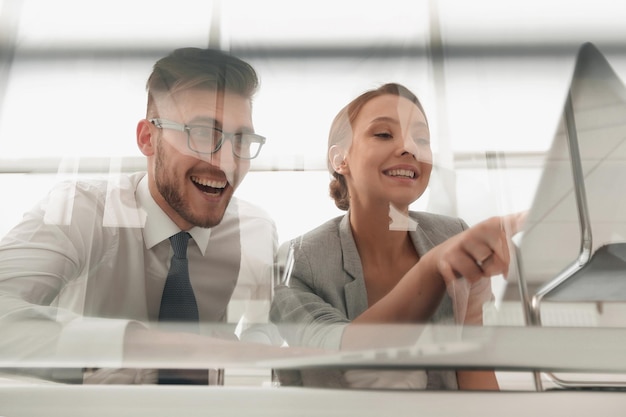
[3,0,626,311]
[3,0,626,242]
[1,0,626,402]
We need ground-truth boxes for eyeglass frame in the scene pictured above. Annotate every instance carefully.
[149,118,266,160]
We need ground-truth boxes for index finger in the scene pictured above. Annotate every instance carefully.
[500,211,527,238]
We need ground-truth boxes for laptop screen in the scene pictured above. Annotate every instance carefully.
[517,43,626,290]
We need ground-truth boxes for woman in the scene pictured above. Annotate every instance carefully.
[271,83,520,390]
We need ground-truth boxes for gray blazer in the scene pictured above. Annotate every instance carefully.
[270,211,469,390]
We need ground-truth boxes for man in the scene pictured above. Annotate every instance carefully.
[0,47,279,384]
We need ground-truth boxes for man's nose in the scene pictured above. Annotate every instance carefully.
[209,140,237,172]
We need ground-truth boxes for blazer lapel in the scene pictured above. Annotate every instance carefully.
[410,214,437,257]
[338,212,440,320]
[338,214,368,319]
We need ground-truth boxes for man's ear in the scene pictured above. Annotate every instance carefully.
[136,119,155,156]
[329,145,348,174]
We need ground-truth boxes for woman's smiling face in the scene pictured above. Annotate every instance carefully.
[342,93,432,210]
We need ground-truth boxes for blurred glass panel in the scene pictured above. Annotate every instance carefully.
[0,58,149,158]
[444,56,574,153]
[2,0,626,395]
[438,0,626,46]
[224,0,430,47]
[248,56,435,171]
[15,0,216,49]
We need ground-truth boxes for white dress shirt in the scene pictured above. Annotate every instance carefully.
[0,172,277,381]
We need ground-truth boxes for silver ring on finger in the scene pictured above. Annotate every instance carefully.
[476,254,492,268]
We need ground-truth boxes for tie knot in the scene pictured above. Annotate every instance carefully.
[169,231,190,259]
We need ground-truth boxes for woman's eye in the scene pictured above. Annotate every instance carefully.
[374,132,393,139]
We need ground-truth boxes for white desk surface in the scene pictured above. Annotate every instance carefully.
[1,385,626,417]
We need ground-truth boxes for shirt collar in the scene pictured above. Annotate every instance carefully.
[137,175,212,256]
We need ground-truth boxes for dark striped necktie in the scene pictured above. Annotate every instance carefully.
[158,231,208,384]
[158,231,199,323]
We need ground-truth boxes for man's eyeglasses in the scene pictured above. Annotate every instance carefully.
[149,118,266,160]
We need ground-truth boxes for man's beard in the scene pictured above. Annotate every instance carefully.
[154,140,227,228]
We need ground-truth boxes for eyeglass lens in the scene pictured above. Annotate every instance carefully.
[188,126,261,159]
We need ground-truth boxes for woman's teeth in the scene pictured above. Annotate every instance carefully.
[385,169,415,178]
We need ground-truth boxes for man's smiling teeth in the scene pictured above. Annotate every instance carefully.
[191,176,227,189]
[385,169,415,178]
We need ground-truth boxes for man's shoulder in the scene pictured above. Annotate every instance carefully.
[230,197,276,231]
[30,173,146,232]
[220,197,278,245]
[233,197,274,222]
[57,172,145,198]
